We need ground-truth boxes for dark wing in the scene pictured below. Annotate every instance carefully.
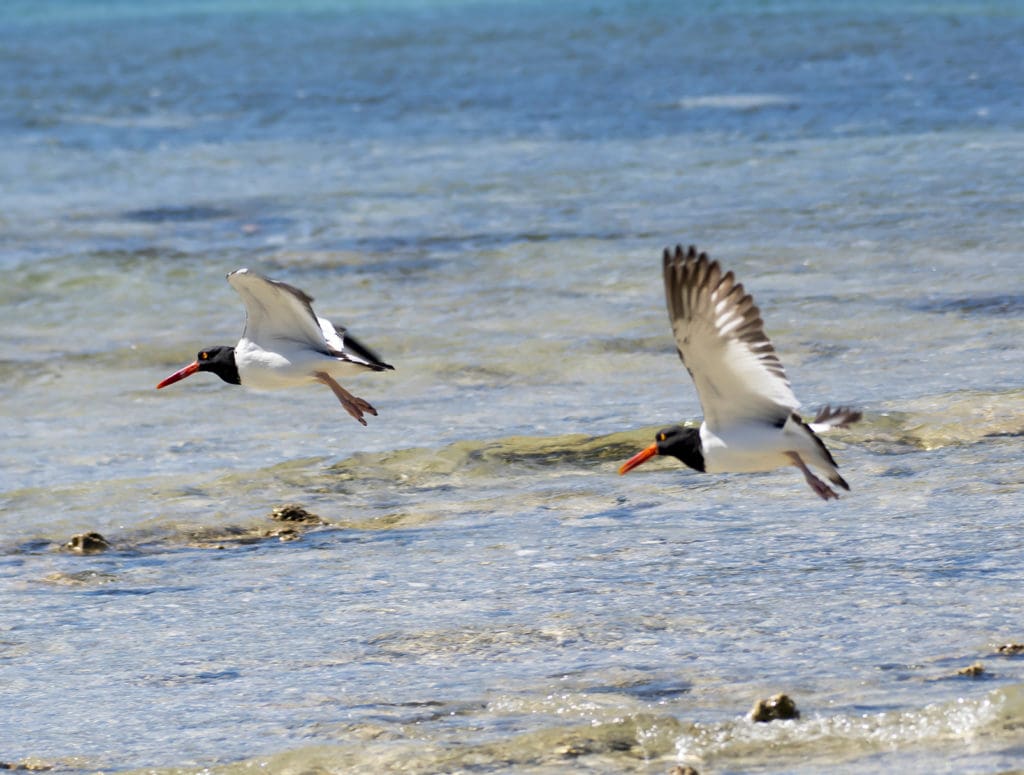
[663,245,799,430]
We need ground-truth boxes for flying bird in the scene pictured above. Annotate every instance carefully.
[156,269,393,425]
[619,245,860,500]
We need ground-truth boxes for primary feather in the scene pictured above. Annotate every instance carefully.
[663,246,799,431]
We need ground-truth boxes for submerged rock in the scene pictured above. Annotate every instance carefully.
[185,524,305,549]
[555,740,594,758]
[0,759,53,771]
[957,662,986,677]
[40,570,118,587]
[184,525,262,549]
[264,527,301,542]
[183,512,322,549]
[668,767,700,775]
[269,503,323,523]
[63,532,111,554]
[749,693,800,722]
[996,643,1024,656]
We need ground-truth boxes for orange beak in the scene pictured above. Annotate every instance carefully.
[618,443,659,475]
[156,361,200,389]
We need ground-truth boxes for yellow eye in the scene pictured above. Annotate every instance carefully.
[658,433,666,442]
[200,352,208,360]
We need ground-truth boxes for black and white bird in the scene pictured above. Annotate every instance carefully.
[156,269,393,425]
[619,245,860,500]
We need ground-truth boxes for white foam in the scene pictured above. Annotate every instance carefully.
[675,93,797,110]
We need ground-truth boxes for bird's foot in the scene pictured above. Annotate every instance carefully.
[806,475,839,501]
[786,452,839,501]
[350,395,378,416]
[341,398,369,426]
[314,372,377,426]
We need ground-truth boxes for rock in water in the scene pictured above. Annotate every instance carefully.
[956,662,985,677]
[269,503,323,523]
[749,693,800,722]
[63,532,111,554]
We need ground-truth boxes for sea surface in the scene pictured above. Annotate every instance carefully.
[2,1,1024,772]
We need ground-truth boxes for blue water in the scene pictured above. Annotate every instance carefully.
[2,1,1024,773]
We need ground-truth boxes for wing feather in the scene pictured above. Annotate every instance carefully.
[227,269,332,353]
[227,268,394,371]
[663,245,799,430]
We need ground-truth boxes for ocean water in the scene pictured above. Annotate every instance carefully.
[2,1,1024,772]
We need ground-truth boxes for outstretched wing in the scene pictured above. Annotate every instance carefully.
[663,245,799,431]
[226,269,333,353]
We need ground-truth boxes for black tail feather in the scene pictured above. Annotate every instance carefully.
[339,330,394,371]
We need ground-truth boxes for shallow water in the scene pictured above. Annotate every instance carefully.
[2,1,1024,773]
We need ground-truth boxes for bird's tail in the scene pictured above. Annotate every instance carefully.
[808,405,861,433]
[340,331,395,371]
[827,469,851,491]
[798,407,859,492]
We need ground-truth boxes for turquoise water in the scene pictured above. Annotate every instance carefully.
[2,1,1024,772]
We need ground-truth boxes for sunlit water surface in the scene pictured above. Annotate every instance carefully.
[2,1,1023,772]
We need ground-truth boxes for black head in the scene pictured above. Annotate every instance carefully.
[619,424,705,475]
[195,346,240,385]
[654,425,705,472]
[156,345,239,389]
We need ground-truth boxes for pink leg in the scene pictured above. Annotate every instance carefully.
[786,452,839,501]
[314,372,378,426]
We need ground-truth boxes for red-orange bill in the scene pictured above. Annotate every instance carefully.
[156,361,200,389]
[618,443,659,475]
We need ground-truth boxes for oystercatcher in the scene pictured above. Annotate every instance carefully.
[619,246,860,500]
[156,269,393,425]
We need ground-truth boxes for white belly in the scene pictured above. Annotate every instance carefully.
[235,341,363,390]
[700,422,801,474]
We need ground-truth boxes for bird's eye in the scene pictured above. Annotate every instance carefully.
[200,352,208,360]
[658,433,666,442]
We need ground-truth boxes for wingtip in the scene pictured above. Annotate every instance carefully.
[663,244,709,266]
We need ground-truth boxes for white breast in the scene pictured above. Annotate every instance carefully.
[235,340,371,390]
[234,343,309,390]
[699,423,794,474]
